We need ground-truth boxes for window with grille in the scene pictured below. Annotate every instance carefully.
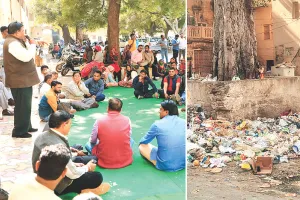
[264,24,271,40]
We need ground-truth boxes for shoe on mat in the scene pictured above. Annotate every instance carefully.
[2,109,13,116]
[28,128,38,132]
[8,98,15,106]
[12,133,32,138]
[90,102,99,108]
[138,95,144,100]
[81,182,111,196]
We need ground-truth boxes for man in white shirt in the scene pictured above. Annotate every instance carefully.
[9,144,70,200]
[0,26,14,101]
[178,34,186,60]
[157,35,169,63]
[0,26,8,81]
[3,22,40,138]
[39,74,53,98]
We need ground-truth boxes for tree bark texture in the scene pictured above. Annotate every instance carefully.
[60,24,74,45]
[76,24,84,43]
[107,0,121,56]
[213,0,258,81]
[164,21,172,37]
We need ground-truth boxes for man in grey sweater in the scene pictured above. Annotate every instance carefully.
[32,111,110,196]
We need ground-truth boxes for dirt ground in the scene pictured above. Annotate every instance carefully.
[187,159,300,199]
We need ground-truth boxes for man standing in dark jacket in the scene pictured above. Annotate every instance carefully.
[132,70,159,99]
[3,22,40,138]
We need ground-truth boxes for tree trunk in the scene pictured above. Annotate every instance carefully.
[148,22,157,37]
[107,0,121,58]
[213,0,258,81]
[60,24,74,45]
[164,22,172,37]
[76,24,84,43]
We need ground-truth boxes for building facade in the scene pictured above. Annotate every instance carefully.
[187,0,213,77]
[0,0,31,33]
[272,0,300,75]
[253,3,275,71]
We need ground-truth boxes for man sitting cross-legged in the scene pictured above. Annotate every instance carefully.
[9,144,70,200]
[38,81,76,122]
[42,123,98,165]
[32,111,110,196]
[160,66,182,105]
[131,45,143,72]
[84,70,105,102]
[132,70,159,99]
[65,72,99,110]
[85,98,134,169]
[139,100,185,172]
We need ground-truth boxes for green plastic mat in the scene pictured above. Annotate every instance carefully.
[60,83,186,200]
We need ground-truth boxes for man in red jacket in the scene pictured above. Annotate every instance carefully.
[85,98,134,169]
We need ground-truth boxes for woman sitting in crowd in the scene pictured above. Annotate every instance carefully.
[119,65,138,88]
[102,65,118,87]
[122,45,131,66]
[80,45,105,80]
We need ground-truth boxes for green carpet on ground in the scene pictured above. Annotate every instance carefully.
[59,83,186,200]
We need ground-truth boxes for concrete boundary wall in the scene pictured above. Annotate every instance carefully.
[187,77,300,120]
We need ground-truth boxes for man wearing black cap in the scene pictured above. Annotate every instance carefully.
[3,22,40,138]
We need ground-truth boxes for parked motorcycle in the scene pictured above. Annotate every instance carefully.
[56,45,82,72]
[61,54,84,76]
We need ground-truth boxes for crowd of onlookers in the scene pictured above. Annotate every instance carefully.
[0,21,186,200]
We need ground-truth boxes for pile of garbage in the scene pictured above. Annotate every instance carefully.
[187,106,300,172]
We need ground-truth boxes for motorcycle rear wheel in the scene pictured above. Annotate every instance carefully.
[56,62,64,72]
[61,67,70,76]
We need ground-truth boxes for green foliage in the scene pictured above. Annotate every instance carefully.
[120,0,185,36]
[61,0,108,30]
[252,0,271,8]
[32,0,64,26]
[32,0,107,30]
[32,0,185,36]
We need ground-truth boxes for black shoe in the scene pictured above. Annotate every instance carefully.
[2,109,14,116]
[28,128,38,132]
[12,133,32,138]
[8,98,15,106]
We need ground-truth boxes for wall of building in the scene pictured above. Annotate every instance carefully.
[0,0,30,33]
[254,3,275,70]
[188,77,300,120]
[272,0,300,74]
[187,0,214,77]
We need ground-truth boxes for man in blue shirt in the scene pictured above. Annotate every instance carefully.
[139,100,185,172]
[84,70,105,102]
[171,34,179,63]
[132,70,159,99]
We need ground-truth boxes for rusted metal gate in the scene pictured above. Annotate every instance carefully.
[193,49,213,77]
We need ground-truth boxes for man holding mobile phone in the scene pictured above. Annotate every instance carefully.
[3,21,40,138]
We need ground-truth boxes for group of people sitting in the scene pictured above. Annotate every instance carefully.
[10,98,185,199]
[38,66,106,121]
[77,40,186,106]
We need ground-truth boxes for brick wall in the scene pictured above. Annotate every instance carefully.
[188,77,300,120]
